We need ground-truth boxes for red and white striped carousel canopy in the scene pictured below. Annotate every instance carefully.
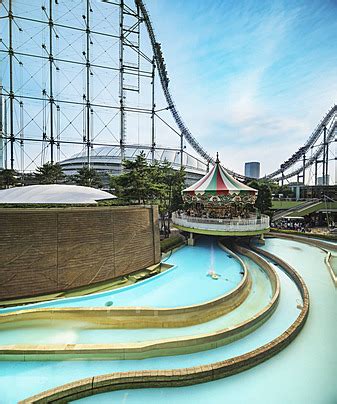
[183,155,257,196]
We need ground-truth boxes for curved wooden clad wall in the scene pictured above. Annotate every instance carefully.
[0,206,160,301]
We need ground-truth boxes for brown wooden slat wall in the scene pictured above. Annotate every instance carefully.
[0,206,160,300]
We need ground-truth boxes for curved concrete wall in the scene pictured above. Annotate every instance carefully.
[0,206,160,301]
[268,232,337,252]
[268,232,337,286]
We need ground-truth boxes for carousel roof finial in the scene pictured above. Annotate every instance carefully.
[216,152,220,164]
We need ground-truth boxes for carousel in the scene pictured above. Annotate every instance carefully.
[172,154,270,243]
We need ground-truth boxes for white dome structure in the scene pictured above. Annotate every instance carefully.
[0,184,116,205]
[59,146,207,186]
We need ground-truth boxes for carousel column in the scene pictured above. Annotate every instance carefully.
[188,232,195,246]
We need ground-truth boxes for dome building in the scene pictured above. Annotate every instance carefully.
[60,146,207,186]
[172,154,270,243]
[0,184,115,205]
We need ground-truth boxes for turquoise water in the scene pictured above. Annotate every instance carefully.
[74,238,336,404]
[0,238,242,314]
[0,238,302,403]
[0,255,272,345]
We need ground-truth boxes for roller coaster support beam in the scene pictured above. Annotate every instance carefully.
[296,154,306,185]
[314,158,318,185]
[321,125,331,185]
[322,126,326,184]
[151,58,155,163]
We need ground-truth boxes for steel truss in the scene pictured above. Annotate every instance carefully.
[0,0,207,175]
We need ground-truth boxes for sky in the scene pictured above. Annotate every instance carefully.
[148,0,337,178]
[1,0,336,181]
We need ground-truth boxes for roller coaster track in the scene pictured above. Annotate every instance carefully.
[135,0,248,179]
[137,0,336,182]
[272,119,337,181]
[266,105,337,180]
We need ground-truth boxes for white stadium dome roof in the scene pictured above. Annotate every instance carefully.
[0,185,116,205]
[60,146,207,174]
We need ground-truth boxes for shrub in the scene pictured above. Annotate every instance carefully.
[161,235,185,253]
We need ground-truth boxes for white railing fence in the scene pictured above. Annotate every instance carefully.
[172,213,270,232]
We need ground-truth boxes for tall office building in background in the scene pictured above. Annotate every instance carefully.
[245,162,260,179]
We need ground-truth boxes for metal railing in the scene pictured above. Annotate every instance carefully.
[172,213,270,232]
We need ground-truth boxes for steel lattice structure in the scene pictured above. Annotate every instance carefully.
[0,0,336,184]
[0,0,208,178]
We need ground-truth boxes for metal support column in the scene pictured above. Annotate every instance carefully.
[48,0,54,164]
[180,134,184,168]
[4,99,7,169]
[280,165,284,187]
[9,0,15,170]
[151,58,155,163]
[119,0,125,171]
[85,0,91,167]
[56,105,60,162]
[314,158,318,185]
[322,125,327,185]
[302,154,306,185]
[325,137,329,185]
[19,101,24,176]
[0,79,3,169]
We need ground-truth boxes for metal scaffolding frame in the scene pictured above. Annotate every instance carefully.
[0,0,207,175]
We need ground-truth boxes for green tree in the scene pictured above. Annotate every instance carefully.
[275,185,294,198]
[73,166,103,188]
[35,163,65,184]
[248,180,272,214]
[110,152,151,204]
[0,169,18,189]
[110,153,185,237]
[149,160,185,236]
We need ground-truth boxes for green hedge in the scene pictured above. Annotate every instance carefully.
[271,200,303,210]
[161,235,185,253]
[270,228,337,241]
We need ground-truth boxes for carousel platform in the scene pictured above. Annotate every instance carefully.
[172,213,270,237]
